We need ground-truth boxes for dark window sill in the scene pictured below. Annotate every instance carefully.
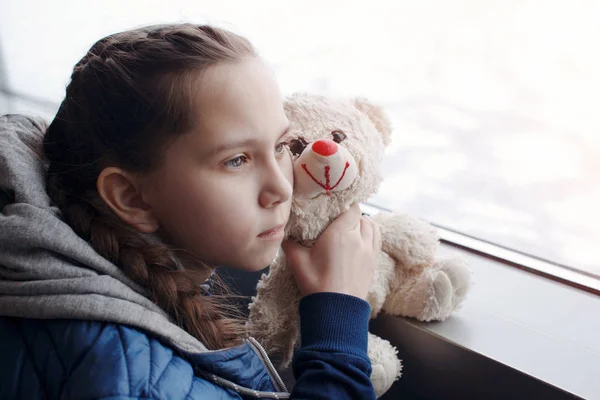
[372,240,599,400]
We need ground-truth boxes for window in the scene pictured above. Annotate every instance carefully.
[1,0,597,281]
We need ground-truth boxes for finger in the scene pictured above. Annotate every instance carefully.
[281,240,309,266]
[360,215,374,244]
[372,221,382,252]
[330,203,362,231]
[282,240,314,290]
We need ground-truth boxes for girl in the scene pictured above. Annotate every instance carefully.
[0,23,380,399]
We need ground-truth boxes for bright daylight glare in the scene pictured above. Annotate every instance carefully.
[1,0,598,277]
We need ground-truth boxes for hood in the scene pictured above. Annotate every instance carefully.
[0,114,209,354]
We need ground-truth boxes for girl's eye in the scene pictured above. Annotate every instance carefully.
[331,130,347,144]
[289,137,309,157]
[224,155,248,168]
[275,141,288,154]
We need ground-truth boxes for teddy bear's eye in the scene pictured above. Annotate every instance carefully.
[289,137,309,157]
[331,130,347,144]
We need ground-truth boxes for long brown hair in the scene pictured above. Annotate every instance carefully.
[42,24,256,350]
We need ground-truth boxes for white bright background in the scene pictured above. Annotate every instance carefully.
[1,0,598,276]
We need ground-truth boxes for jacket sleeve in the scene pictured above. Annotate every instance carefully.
[291,293,377,400]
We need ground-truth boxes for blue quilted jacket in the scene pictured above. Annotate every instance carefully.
[0,292,375,399]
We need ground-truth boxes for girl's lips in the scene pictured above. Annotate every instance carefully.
[258,224,285,239]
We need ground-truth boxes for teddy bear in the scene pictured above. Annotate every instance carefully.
[246,93,472,397]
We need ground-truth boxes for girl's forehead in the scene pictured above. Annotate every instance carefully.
[196,58,280,108]
[195,58,287,139]
[177,59,287,155]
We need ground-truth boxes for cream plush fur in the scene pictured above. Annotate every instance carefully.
[247,93,472,397]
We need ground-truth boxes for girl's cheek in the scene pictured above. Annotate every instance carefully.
[283,153,294,185]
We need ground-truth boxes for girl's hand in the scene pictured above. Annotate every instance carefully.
[282,203,381,300]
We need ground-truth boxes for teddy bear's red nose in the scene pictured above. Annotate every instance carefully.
[312,139,338,156]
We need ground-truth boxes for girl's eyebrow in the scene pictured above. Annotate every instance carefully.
[213,138,259,154]
[212,125,291,155]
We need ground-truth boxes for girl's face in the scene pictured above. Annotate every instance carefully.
[142,58,293,271]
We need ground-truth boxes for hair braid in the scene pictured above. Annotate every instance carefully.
[43,23,255,350]
[46,173,244,349]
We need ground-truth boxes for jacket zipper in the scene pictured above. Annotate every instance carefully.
[246,337,289,393]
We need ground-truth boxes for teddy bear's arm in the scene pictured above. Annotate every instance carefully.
[370,212,472,321]
[370,212,439,272]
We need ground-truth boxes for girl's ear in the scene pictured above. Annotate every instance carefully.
[353,97,393,146]
[97,167,160,234]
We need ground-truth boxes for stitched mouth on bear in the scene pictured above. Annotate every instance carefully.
[301,161,352,196]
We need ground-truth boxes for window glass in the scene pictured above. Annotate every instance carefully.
[1,0,597,277]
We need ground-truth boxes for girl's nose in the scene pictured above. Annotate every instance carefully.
[311,139,338,156]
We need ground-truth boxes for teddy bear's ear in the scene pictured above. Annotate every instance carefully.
[353,97,393,146]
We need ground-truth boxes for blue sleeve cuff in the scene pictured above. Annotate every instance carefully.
[298,292,371,358]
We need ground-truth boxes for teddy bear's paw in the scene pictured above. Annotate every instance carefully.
[381,267,447,320]
[416,269,455,321]
[367,333,402,398]
[436,257,472,309]
[414,258,473,321]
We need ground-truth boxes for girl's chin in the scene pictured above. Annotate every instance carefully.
[248,247,281,271]
[222,240,283,272]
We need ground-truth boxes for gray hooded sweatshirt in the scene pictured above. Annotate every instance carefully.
[0,114,209,354]
[0,114,375,400]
